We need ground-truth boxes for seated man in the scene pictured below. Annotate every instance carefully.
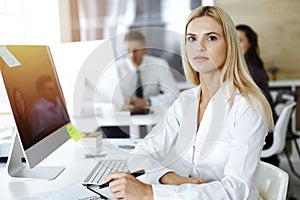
[101,30,180,138]
[30,74,69,141]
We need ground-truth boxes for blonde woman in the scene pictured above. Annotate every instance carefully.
[105,6,274,200]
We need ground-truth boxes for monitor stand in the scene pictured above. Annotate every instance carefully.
[7,133,65,180]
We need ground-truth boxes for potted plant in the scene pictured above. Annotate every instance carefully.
[268,66,279,81]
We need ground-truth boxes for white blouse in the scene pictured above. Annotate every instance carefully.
[128,85,268,200]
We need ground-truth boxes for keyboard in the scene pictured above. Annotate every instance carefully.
[82,160,128,186]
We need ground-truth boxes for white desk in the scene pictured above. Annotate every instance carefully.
[71,103,168,138]
[269,79,300,91]
[0,105,16,140]
[0,138,140,199]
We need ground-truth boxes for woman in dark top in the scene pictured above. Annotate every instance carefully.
[236,24,279,166]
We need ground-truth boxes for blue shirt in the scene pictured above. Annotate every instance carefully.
[30,97,68,138]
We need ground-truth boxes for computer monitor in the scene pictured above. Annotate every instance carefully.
[0,45,71,180]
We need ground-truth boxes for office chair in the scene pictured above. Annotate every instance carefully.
[255,161,289,200]
[261,101,296,158]
[272,89,300,180]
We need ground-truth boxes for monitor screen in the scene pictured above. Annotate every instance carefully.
[0,45,71,180]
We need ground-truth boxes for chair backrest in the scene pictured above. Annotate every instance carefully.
[274,89,297,115]
[261,101,296,158]
[255,161,289,200]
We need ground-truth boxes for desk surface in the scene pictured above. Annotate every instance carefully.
[0,138,140,199]
[71,103,168,133]
[269,79,300,88]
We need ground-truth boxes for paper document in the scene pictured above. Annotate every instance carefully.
[17,184,103,200]
[88,174,152,199]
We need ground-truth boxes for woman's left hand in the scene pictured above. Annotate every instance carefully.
[105,172,153,200]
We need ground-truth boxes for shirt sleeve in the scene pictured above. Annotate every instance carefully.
[127,96,182,182]
[151,103,267,199]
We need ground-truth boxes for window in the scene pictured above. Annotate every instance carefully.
[0,0,61,44]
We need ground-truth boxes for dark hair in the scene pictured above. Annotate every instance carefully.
[124,30,146,44]
[236,24,263,69]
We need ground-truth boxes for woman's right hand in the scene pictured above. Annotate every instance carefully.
[159,172,203,185]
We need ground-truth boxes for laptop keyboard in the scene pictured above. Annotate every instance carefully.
[83,160,128,185]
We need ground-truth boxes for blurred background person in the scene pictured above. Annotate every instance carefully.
[30,74,69,139]
[100,30,180,138]
[116,30,179,110]
[236,24,279,166]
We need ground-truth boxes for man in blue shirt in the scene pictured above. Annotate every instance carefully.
[30,74,68,139]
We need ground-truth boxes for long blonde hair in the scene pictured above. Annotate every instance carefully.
[182,6,274,131]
